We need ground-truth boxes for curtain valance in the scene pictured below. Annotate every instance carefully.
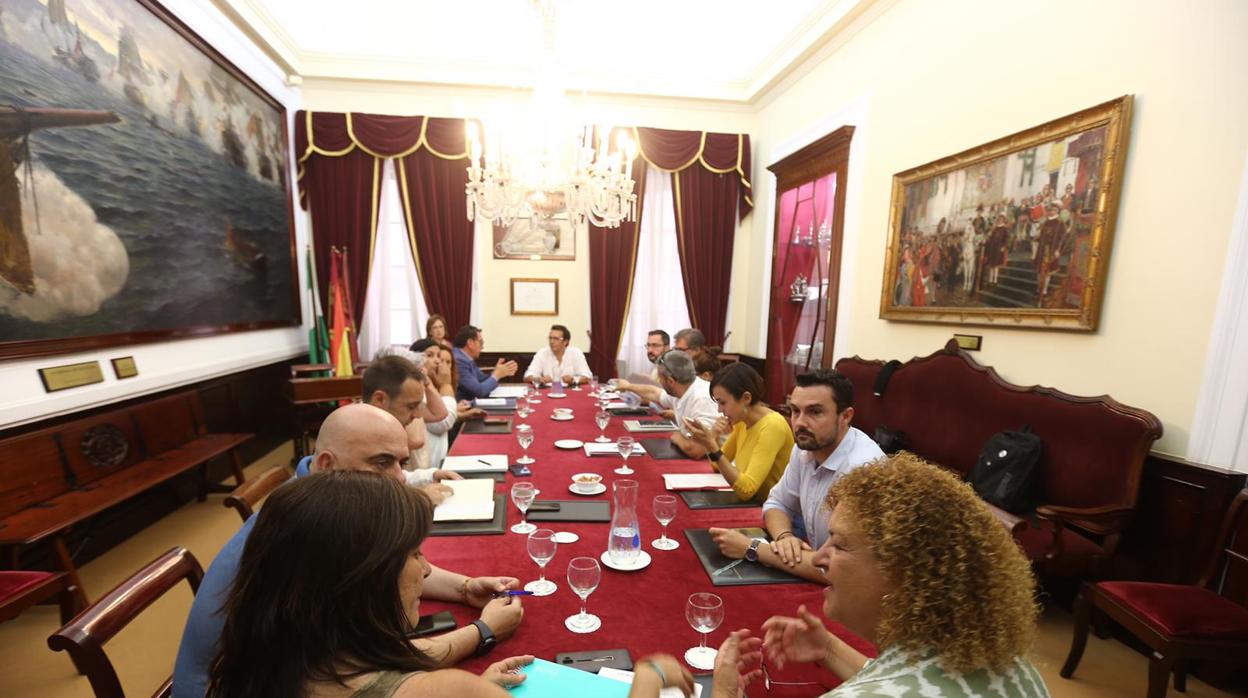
[625,126,753,218]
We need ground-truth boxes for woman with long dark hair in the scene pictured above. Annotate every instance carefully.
[208,470,531,697]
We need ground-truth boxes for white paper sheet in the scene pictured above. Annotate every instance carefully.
[583,442,645,457]
[662,473,731,490]
[489,385,528,398]
[433,478,496,522]
[474,397,508,407]
[442,454,509,472]
[597,667,703,698]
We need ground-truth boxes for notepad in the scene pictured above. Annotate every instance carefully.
[598,667,704,698]
[433,478,496,522]
[624,419,678,432]
[442,454,508,473]
[663,472,731,490]
[475,397,508,407]
[509,658,630,697]
[583,442,645,457]
[489,385,528,398]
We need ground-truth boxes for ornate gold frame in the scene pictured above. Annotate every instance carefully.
[879,95,1133,331]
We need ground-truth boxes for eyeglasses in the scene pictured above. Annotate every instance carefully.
[760,661,829,693]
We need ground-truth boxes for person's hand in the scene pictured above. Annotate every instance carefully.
[709,527,750,559]
[561,374,576,385]
[479,595,524,640]
[481,655,534,688]
[458,400,473,410]
[615,380,634,393]
[494,359,518,379]
[433,470,463,482]
[760,605,833,669]
[661,409,676,420]
[418,482,453,506]
[539,374,553,384]
[713,630,763,698]
[684,418,720,453]
[464,576,520,608]
[712,415,731,439]
[769,534,811,567]
[435,360,452,387]
[635,654,695,697]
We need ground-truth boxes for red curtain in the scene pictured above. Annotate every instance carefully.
[588,164,648,379]
[398,118,473,332]
[294,111,472,326]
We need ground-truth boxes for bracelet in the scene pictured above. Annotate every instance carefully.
[643,659,668,687]
[775,531,794,541]
[458,577,471,603]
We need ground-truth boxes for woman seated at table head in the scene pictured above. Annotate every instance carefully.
[685,362,794,503]
[710,453,1049,697]
[208,470,532,697]
[426,314,450,348]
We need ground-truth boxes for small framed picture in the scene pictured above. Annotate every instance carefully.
[510,278,559,316]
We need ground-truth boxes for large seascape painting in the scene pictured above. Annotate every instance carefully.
[0,0,297,358]
[879,97,1131,331]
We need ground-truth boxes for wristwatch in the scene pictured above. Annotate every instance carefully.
[470,619,497,656]
[706,450,723,462]
[744,538,765,563]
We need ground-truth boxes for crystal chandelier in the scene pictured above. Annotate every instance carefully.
[464,2,638,229]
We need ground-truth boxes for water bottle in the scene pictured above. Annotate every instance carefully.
[607,479,641,566]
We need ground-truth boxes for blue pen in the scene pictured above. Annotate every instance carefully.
[493,590,534,598]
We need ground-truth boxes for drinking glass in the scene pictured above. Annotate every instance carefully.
[516,393,533,423]
[524,529,557,596]
[588,374,599,396]
[528,376,543,402]
[510,482,536,534]
[594,409,611,443]
[615,436,635,475]
[565,557,602,633]
[516,423,535,465]
[651,495,680,550]
[569,374,581,391]
[684,592,724,669]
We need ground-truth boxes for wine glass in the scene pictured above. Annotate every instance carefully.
[516,393,533,423]
[615,436,635,475]
[651,495,680,550]
[588,374,599,396]
[684,592,724,669]
[565,557,602,633]
[594,409,611,443]
[569,374,582,391]
[510,482,536,534]
[516,423,535,465]
[528,376,542,402]
[524,529,557,596]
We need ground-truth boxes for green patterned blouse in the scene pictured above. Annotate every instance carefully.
[824,645,1050,697]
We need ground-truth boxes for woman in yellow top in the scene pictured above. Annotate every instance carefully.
[685,363,795,502]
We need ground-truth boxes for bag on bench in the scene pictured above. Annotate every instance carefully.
[970,426,1042,514]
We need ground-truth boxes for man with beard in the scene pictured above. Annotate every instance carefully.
[645,329,670,380]
[708,369,884,583]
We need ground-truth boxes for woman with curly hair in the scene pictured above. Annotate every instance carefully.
[709,453,1050,697]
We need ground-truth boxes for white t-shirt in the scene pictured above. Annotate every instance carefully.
[658,377,719,430]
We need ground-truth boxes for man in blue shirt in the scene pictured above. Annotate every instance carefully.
[452,324,518,402]
[172,403,524,697]
[709,369,884,583]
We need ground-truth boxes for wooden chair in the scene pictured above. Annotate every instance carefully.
[223,464,293,522]
[47,547,203,698]
[0,569,82,624]
[1061,489,1248,697]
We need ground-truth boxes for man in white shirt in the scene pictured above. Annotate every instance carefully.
[709,368,884,583]
[616,350,720,458]
[645,329,670,381]
[524,324,592,385]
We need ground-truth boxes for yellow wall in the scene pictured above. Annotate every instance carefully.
[300,81,757,355]
[748,0,1248,454]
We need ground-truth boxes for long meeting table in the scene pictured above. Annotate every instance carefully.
[420,385,873,691]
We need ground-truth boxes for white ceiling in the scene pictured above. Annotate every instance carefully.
[222,0,870,102]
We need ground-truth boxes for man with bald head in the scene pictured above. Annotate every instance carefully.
[172,403,525,698]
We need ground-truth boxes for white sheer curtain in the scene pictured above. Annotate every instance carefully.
[359,160,430,360]
[617,165,692,376]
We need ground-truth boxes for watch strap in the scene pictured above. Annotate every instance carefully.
[470,619,496,656]
[707,450,724,462]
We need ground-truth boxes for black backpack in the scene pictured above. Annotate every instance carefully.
[970,426,1043,514]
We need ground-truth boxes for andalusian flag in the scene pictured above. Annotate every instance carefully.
[327,248,356,377]
[305,246,329,365]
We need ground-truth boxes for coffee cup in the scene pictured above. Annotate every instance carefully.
[553,407,573,418]
[572,472,603,493]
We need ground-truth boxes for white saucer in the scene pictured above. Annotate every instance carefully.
[569,483,607,496]
[550,414,574,421]
[600,549,652,572]
[552,531,580,544]
[547,393,568,399]
[555,439,584,449]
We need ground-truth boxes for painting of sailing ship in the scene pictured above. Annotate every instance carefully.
[0,0,297,358]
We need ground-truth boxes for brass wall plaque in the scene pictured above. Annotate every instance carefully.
[953,334,983,351]
[39,361,105,392]
[111,356,138,379]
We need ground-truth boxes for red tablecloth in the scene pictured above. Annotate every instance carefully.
[422,387,873,689]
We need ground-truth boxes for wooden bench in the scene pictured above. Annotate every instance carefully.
[836,340,1163,580]
[0,391,251,606]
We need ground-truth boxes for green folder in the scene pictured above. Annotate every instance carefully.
[509,658,630,697]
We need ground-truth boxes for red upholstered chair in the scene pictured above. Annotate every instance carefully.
[1061,489,1248,697]
[47,547,203,698]
[0,569,82,624]
[223,463,292,522]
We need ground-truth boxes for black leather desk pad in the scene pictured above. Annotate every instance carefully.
[526,499,611,522]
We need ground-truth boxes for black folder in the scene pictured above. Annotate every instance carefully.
[680,490,762,510]
[684,527,805,586]
[429,495,505,536]
[527,500,611,522]
[640,438,688,460]
[462,417,513,435]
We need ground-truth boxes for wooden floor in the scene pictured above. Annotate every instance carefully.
[0,441,1240,697]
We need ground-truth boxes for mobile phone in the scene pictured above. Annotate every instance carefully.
[407,611,456,638]
[484,416,508,425]
[528,501,561,512]
[509,463,532,477]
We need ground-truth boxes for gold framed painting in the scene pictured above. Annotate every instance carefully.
[879,95,1132,331]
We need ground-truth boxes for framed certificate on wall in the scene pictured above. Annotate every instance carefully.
[510,278,559,316]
